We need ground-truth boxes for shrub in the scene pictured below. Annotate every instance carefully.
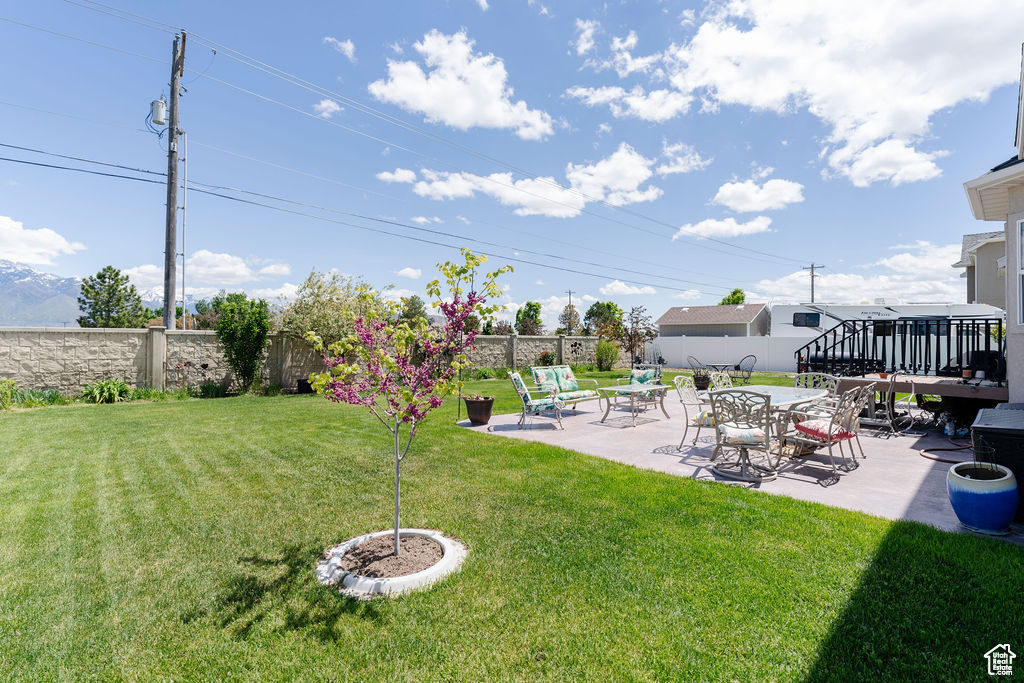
[80,379,132,404]
[596,340,619,371]
[570,363,596,373]
[537,350,556,366]
[197,381,227,399]
[215,295,271,392]
[471,367,507,380]
[0,379,17,410]
[277,270,387,347]
[14,389,69,408]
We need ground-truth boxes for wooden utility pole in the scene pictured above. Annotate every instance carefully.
[802,263,824,303]
[163,32,185,330]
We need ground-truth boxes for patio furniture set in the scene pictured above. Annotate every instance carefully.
[506,364,899,488]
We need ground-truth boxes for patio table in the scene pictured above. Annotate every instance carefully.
[599,383,672,427]
[705,363,734,372]
[708,385,829,483]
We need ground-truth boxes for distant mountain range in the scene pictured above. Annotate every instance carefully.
[0,260,81,327]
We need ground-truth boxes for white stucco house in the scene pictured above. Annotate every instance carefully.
[963,66,1024,401]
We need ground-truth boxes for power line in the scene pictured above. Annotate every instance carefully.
[56,0,809,266]
[0,151,736,293]
[0,15,164,63]
[0,96,739,283]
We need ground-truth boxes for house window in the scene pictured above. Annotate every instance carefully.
[793,312,820,327]
[1020,221,1024,325]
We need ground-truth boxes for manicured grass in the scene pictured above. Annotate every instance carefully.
[0,389,1020,680]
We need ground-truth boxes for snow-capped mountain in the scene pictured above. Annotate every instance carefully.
[0,260,81,327]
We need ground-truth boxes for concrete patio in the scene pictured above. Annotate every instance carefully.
[463,398,1024,543]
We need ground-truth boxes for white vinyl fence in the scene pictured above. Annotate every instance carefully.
[646,336,809,373]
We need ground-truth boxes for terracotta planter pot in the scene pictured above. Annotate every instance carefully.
[464,397,495,425]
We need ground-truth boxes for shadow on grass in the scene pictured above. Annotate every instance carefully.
[186,544,384,642]
[804,460,1024,680]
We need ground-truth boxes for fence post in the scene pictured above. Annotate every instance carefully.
[508,333,518,368]
[557,335,565,364]
[148,326,166,390]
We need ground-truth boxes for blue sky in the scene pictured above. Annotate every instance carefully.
[1,0,1023,327]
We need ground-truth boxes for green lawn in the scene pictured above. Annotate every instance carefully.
[0,378,1021,680]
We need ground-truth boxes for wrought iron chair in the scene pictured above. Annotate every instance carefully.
[730,354,757,384]
[710,390,777,482]
[709,371,733,392]
[783,386,861,484]
[862,372,915,435]
[673,375,714,449]
[846,382,877,460]
[794,372,840,396]
[508,371,564,429]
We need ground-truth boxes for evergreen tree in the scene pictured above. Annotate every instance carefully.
[557,303,581,335]
[77,266,153,328]
[515,301,543,335]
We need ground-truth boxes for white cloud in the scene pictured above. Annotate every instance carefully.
[0,215,84,265]
[456,215,471,224]
[599,280,656,296]
[597,122,612,135]
[407,143,661,217]
[258,263,291,277]
[396,267,422,279]
[565,85,691,122]
[313,99,342,118]
[752,242,964,303]
[656,140,711,175]
[323,36,356,62]
[388,41,403,55]
[660,0,1024,185]
[376,168,416,183]
[711,177,804,212]
[673,289,702,300]
[185,250,258,285]
[827,139,947,187]
[250,282,300,301]
[383,287,417,301]
[410,216,442,224]
[475,0,489,10]
[565,142,662,206]
[673,216,773,239]
[124,263,162,288]
[368,29,554,140]
[535,279,544,285]
[605,31,662,78]
[573,19,599,56]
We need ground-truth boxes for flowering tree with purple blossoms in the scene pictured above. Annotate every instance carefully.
[306,250,511,556]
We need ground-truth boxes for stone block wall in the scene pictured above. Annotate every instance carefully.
[0,328,616,395]
[0,328,148,392]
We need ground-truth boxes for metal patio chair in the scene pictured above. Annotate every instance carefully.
[673,375,714,450]
[709,389,777,482]
[508,371,564,429]
[730,354,757,384]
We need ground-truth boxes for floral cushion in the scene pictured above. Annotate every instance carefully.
[531,367,557,389]
[629,368,657,385]
[794,419,853,441]
[509,372,532,408]
[718,424,767,445]
[557,389,598,401]
[554,366,579,392]
[526,397,564,413]
[691,409,715,427]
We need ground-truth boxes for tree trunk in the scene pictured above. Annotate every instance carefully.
[393,421,401,556]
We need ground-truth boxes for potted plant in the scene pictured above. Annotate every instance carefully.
[692,368,711,391]
[947,437,1018,535]
[464,394,495,425]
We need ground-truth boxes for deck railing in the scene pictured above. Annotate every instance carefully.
[794,318,1006,379]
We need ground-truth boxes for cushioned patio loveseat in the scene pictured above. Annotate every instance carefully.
[529,365,603,410]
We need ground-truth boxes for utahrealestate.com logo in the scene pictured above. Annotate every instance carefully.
[985,644,1016,676]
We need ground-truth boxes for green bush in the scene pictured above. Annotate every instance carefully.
[130,386,170,402]
[537,350,556,366]
[595,340,619,372]
[15,389,70,408]
[0,379,18,410]
[570,363,596,373]
[215,295,271,392]
[197,382,227,399]
[80,379,132,404]
[471,367,507,380]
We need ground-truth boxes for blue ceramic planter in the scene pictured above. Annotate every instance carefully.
[946,463,1018,535]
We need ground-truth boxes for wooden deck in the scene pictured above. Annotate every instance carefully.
[837,374,1008,401]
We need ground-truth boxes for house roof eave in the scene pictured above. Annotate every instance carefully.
[964,161,1024,221]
